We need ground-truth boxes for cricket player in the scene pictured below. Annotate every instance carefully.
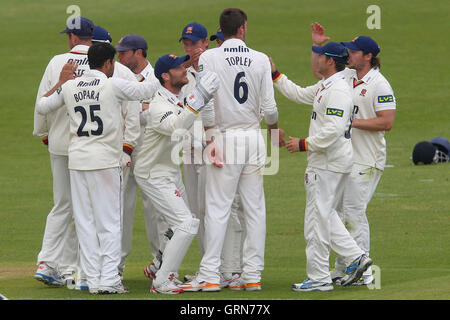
[116,34,186,284]
[310,23,396,285]
[132,53,220,294]
[178,22,243,288]
[36,42,161,294]
[114,32,171,280]
[210,28,225,47]
[181,8,284,292]
[33,17,95,288]
[271,42,372,291]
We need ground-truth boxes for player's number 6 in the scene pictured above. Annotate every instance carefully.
[234,72,248,104]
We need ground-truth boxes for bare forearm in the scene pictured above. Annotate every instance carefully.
[352,117,393,131]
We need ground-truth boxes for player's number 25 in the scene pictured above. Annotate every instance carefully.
[74,104,104,137]
[234,72,248,104]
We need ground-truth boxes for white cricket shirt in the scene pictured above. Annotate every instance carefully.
[343,67,396,170]
[274,71,353,173]
[134,87,200,179]
[36,69,159,170]
[34,45,91,156]
[198,38,278,131]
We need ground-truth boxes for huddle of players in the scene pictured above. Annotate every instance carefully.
[33,9,395,294]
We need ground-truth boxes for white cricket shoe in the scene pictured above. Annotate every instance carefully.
[34,262,64,286]
[228,276,261,291]
[179,276,221,292]
[75,277,89,291]
[99,283,129,294]
[62,273,75,289]
[183,270,199,282]
[151,274,183,294]
[341,254,373,287]
[220,272,240,288]
[291,278,334,292]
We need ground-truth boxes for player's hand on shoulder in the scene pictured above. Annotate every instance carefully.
[311,22,330,46]
[59,61,79,84]
[285,136,300,153]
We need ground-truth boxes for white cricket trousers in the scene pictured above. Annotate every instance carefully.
[304,167,363,283]
[183,163,206,255]
[37,153,78,274]
[70,167,122,289]
[334,163,382,273]
[199,129,267,284]
[184,163,244,274]
[120,161,169,274]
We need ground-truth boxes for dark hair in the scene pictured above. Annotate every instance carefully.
[325,56,346,72]
[134,48,147,58]
[219,8,247,38]
[88,42,116,69]
[365,53,381,69]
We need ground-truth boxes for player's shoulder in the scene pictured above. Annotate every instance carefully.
[113,61,136,81]
[201,47,220,60]
[372,69,395,94]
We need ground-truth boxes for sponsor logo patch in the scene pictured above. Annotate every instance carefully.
[377,95,394,103]
[326,107,344,117]
[198,64,203,72]
[56,86,62,94]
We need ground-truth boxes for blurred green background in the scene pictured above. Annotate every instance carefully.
[0,0,449,300]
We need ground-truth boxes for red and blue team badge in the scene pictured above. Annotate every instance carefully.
[174,189,181,197]
[360,89,367,96]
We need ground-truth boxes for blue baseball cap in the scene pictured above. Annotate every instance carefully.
[154,54,189,80]
[179,22,208,42]
[116,34,148,52]
[92,26,112,43]
[312,42,349,65]
[210,28,224,41]
[341,36,380,57]
[430,137,450,155]
[60,16,94,37]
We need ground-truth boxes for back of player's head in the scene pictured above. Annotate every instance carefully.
[92,26,112,44]
[88,42,116,69]
[220,8,247,38]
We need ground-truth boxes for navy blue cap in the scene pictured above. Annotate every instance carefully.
[412,141,437,165]
[312,42,349,65]
[210,28,224,41]
[92,26,112,43]
[179,22,208,42]
[341,36,380,57]
[154,54,189,80]
[116,34,148,52]
[60,16,94,37]
[430,137,450,155]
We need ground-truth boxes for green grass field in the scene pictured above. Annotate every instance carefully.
[0,0,449,304]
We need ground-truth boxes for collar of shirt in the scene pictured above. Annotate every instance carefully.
[86,69,107,79]
[222,38,247,48]
[321,70,346,90]
[158,86,184,108]
[353,67,380,85]
[69,44,89,55]
[187,66,197,77]
[136,60,153,82]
